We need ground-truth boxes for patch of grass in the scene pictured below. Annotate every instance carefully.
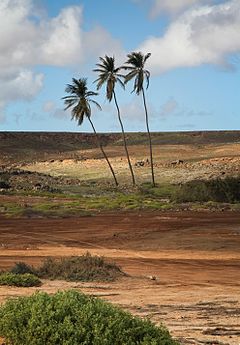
[0,202,25,217]
[0,290,180,345]
[0,273,41,287]
[4,177,240,217]
[0,190,177,217]
[139,182,177,199]
[230,203,240,211]
[37,253,125,282]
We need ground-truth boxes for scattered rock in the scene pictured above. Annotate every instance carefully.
[0,167,81,193]
[171,159,184,166]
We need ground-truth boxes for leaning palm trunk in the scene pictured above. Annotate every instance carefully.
[87,116,118,186]
[113,91,136,186]
[142,88,155,187]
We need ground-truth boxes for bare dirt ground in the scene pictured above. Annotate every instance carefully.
[0,211,240,345]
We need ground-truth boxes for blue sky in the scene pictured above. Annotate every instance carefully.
[0,0,239,132]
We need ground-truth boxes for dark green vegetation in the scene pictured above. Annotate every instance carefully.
[10,262,36,275]
[9,254,124,282]
[0,273,41,287]
[37,254,124,282]
[175,177,240,203]
[0,290,179,345]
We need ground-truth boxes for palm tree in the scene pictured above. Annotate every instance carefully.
[123,52,155,186]
[62,77,118,186]
[93,55,136,186]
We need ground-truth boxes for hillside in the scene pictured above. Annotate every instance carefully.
[1,130,240,164]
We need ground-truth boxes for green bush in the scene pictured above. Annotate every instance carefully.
[0,273,41,287]
[0,290,179,345]
[174,177,240,203]
[37,253,125,282]
[10,262,36,275]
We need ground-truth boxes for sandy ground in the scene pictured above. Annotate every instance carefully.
[0,211,240,344]
[19,143,240,184]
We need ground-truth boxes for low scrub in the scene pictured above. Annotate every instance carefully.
[10,262,36,275]
[174,177,240,203]
[37,253,125,282]
[0,290,179,345]
[0,273,41,287]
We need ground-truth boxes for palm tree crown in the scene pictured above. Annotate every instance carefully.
[93,55,125,101]
[123,52,151,94]
[62,78,101,125]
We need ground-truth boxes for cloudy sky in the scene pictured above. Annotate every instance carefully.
[0,0,239,132]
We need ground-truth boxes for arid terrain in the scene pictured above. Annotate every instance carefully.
[0,131,240,345]
[0,211,240,345]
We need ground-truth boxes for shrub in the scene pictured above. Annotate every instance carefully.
[0,180,11,189]
[37,253,125,282]
[0,273,41,287]
[0,290,180,345]
[10,262,36,275]
[174,177,240,203]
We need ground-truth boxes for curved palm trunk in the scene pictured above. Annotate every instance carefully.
[113,91,136,186]
[88,116,118,186]
[142,88,155,187]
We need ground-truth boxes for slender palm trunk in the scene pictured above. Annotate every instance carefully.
[113,91,136,186]
[88,116,118,186]
[142,88,155,187]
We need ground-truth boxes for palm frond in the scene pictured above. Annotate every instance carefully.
[144,70,150,89]
[144,52,151,63]
[86,91,99,97]
[124,70,138,84]
[94,74,109,90]
[93,55,124,101]
[62,77,100,126]
[63,98,78,111]
[116,77,125,89]
[89,99,102,111]
[123,51,151,93]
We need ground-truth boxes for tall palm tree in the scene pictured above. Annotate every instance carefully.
[93,55,136,186]
[123,52,155,186]
[62,77,118,186]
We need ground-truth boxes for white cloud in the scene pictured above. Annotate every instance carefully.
[42,101,56,113]
[158,98,211,119]
[133,0,225,17]
[149,0,216,17]
[0,69,43,121]
[0,0,124,116]
[159,98,178,117]
[120,97,157,124]
[53,108,68,120]
[0,1,83,69]
[42,100,69,120]
[83,26,126,65]
[139,0,240,74]
[121,98,145,122]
